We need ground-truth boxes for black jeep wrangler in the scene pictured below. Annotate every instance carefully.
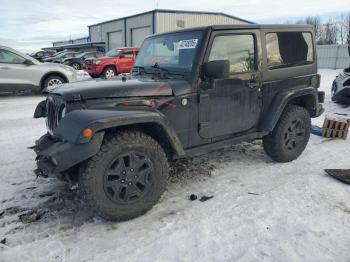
[33,25,324,221]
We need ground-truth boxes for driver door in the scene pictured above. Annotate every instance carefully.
[198,30,262,138]
[118,49,135,73]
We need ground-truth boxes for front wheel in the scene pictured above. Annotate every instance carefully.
[79,131,169,221]
[263,105,311,162]
[43,75,65,89]
[103,66,117,79]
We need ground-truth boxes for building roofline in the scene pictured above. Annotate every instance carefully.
[43,41,105,50]
[155,9,254,24]
[87,9,254,27]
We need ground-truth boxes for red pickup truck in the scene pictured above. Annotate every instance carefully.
[84,47,138,78]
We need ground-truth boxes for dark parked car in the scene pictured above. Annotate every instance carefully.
[33,24,324,221]
[30,50,56,62]
[331,46,350,104]
[63,51,103,70]
[43,51,80,63]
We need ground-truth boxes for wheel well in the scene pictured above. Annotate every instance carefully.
[103,65,117,73]
[40,72,68,89]
[289,94,316,116]
[102,123,176,159]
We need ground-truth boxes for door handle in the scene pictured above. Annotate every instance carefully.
[0,66,10,70]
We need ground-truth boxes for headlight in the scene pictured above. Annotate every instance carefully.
[93,60,101,65]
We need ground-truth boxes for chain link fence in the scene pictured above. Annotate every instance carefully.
[317,44,350,69]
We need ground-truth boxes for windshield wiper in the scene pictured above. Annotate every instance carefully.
[151,63,168,79]
[133,64,185,79]
[151,63,186,79]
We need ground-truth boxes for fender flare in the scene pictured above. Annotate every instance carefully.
[258,87,319,133]
[39,71,69,88]
[102,64,118,74]
[54,109,185,156]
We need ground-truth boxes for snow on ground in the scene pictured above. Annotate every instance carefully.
[0,70,349,262]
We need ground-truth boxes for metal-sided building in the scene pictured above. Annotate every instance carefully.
[88,9,253,51]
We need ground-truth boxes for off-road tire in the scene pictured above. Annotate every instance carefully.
[263,105,311,162]
[103,66,117,79]
[79,131,169,221]
[43,75,65,89]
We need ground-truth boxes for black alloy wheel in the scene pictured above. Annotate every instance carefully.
[103,151,154,204]
[282,118,306,151]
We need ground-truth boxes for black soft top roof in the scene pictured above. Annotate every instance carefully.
[151,24,314,37]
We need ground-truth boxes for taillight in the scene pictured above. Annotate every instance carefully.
[316,73,321,89]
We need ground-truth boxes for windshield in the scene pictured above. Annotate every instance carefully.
[56,52,69,58]
[76,52,90,58]
[106,49,121,57]
[134,30,204,72]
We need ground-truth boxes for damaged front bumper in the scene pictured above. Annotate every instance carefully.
[32,132,104,177]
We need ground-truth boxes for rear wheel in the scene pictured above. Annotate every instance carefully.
[79,131,169,221]
[103,66,117,79]
[263,105,311,162]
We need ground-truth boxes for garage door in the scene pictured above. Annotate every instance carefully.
[108,31,123,50]
[131,27,151,47]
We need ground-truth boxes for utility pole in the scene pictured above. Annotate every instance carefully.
[156,0,159,9]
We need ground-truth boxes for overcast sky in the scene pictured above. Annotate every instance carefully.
[0,0,348,53]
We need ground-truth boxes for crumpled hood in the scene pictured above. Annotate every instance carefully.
[48,77,191,101]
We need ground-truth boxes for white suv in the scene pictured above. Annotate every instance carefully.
[0,45,78,94]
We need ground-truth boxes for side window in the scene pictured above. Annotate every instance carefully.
[0,49,26,64]
[266,32,314,69]
[123,50,134,58]
[208,34,255,74]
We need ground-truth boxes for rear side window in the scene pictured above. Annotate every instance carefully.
[208,34,255,74]
[266,32,313,69]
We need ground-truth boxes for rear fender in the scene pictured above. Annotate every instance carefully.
[54,109,185,156]
[259,87,319,132]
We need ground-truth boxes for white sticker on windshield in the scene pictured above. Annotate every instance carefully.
[178,39,198,49]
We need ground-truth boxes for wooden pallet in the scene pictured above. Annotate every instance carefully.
[322,115,350,139]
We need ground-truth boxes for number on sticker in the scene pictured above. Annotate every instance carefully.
[178,39,198,49]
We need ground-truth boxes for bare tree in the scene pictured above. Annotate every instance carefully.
[284,12,350,45]
[345,12,350,44]
[294,16,323,43]
[320,18,338,45]
[305,16,323,42]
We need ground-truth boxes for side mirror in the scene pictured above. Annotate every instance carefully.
[119,54,125,59]
[23,59,34,66]
[202,60,229,79]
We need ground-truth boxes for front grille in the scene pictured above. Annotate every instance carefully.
[46,95,62,135]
